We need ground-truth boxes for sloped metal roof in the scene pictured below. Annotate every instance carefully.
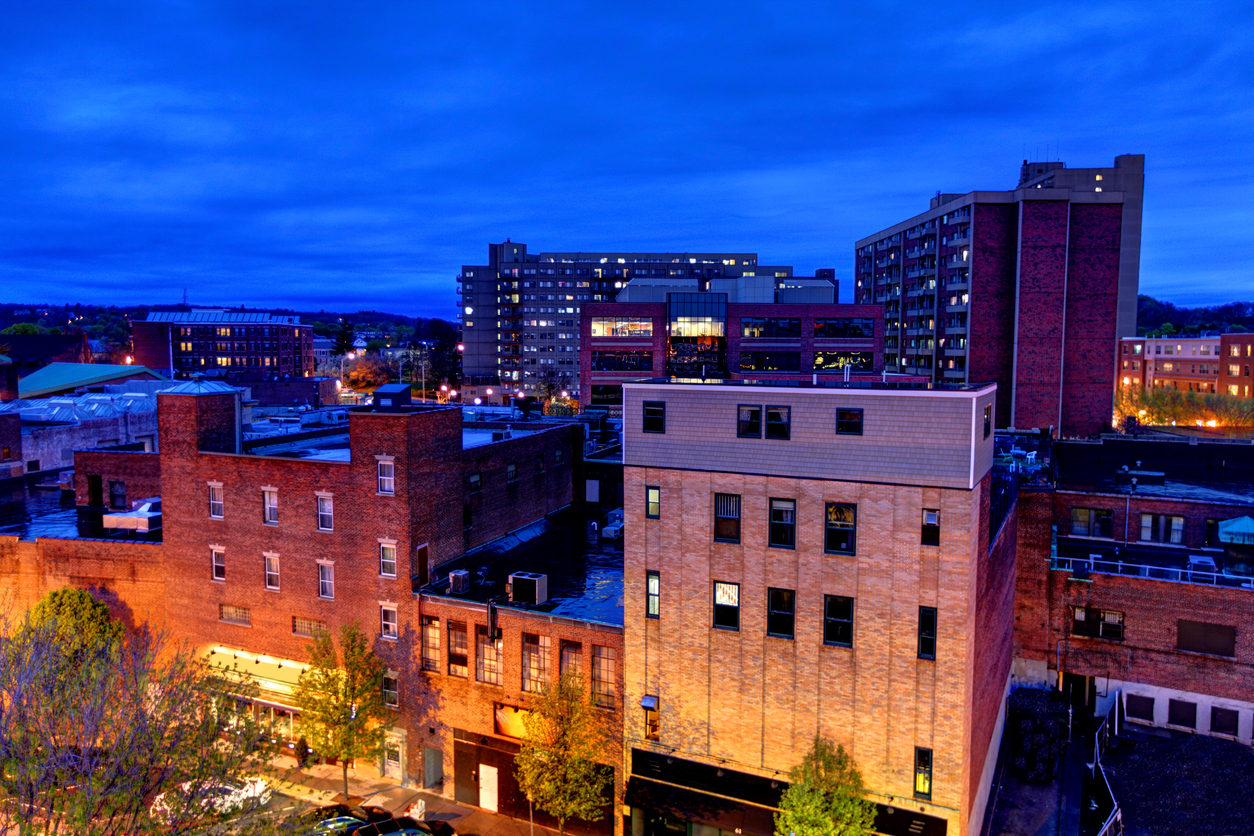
[160,379,240,395]
[16,363,165,399]
[144,310,304,324]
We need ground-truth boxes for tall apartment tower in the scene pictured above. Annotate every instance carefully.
[855,154,1145,436]
[457,241,793,400]
[620,379,1014,836]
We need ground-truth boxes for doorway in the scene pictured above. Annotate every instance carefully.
[382,733,404,782]
[424,746,443,788]
[88,475,103,507]
[1062,672,1094,709]
[479,764,498,812]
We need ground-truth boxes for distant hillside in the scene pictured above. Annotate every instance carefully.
[1137,295,1254,336]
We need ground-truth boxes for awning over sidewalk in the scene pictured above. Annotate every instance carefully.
[625,777,777,836]
[203,646,309,710]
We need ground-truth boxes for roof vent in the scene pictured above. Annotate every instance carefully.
[508,572,548,606]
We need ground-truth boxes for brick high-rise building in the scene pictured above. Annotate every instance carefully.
[132,310,315,379]
[620,378,1012,836]
[855,154,1145,437]
[458,241,796,400]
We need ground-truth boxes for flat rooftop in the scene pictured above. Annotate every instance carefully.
[248,426,550,460]
[622,377,992,392]
[421,510,623,627]
[1055,437,1254,505]
[0,484,161,543]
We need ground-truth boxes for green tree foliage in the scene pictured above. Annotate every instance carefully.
[27,587,124,653]
[365,339,387,354]
[514,670,611,835]
[331,323,356,357]
[293,623,392,802]
[0,612,275,836]
[1115,386,1254,429]
[2,323,48,335]
[775,735,876,836]
[1136,295,1254,337]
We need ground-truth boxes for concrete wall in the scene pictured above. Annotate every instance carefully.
[20,412,158,474]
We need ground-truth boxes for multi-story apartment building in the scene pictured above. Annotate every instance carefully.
[1117,333,1254,399]
[620,378,1011,836]
[855,155,1145,437]
[458,241,795,401]
[1014,435,1254,744]
[132,310,315,379]
[579,278,897,411]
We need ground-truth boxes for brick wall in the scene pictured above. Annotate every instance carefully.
[969,203,1019,429]
[0,414,20,475]
[1061,204,1123,436]
[580,303,667,404]
[0,535,166,633]
[725,303,884,379]
[1218,335,1254,398]
[1053,489,1254,551]
[73,450,162,506]
[131,321,172,372]
[1012,200,1070,432]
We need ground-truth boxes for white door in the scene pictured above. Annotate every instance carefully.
[383,734,403,781]
[479,763,498,812]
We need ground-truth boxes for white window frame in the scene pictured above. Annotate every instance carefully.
[262,488,278,525]
[381,605,399,640]
[264,552,280,591]
[316,493,334,532]
[376,457,395,495]
[208,482,224,519]
[379,539,397,578]
[318,563,335,599]
[383,670,399,708]
[210,547,226,582]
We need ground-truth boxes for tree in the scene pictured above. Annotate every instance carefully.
[365,339,386,354]
[26,587,124,653]
[0,609,275,836]
[775,735,876,836]
[514,670,612,835]
[293,623,393,802]
[332,323,355,357]
[2,322,47,335]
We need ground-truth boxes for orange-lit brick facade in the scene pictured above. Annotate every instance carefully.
[621,380,1007,836]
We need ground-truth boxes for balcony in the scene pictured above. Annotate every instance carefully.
[942,343,968,355]
[944,276,969,292]
[946,255,968,269]
[950,230,970,245]
[906,228,921,239]
[906,244,936,258]
[1051,553,1254,591]
[942,368,967,380]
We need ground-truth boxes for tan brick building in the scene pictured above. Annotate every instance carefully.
[620,379,1010,836]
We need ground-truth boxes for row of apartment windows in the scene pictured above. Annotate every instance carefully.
[643,401,877,439]
[645,575,939,659]
[467,451,563,494]
[645,490,944,550]
[175,325,302,338]
[418,618,617,706]
[1069,508,1219,545]
[1070,608,1237,657]
[207,464,395,525]
[210,543,402,588]
[219,602,399,642]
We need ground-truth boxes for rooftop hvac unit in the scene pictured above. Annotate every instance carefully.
[507,572,548,606]
[448,569,470,595]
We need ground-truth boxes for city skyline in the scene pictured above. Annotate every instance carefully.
[2,2,1252,315]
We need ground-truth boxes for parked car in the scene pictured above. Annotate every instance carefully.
[150,777,271,823]
[355,816,457,836]
[301,804,391,835]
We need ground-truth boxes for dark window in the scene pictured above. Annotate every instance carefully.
[108,481,127,510]
[591,350,653,372]
[825,503,857,554]
[713,582,739,631]
[1168,699,1197,729]
[1126,694,1155,721]
[1071,607,1124,640]
[535,455,545,473]
[1070,508,1113,538]
[1212,706,1239,736]
[468,472,482,493]
[382,673,399,708]
[767,588,795,639]
[814,318,875,339]
[590,385,623,406]
[824,596,854,647]
[769,499,796,548]
[646,571,660,618]
[737,405,762,438]
[739,351,801,372]
[463,503,472,530]
[1176,619,1236,657]
[765,406,790,440]
[643,401,666,434]
[983,405,992,438]
[914,748,932,800]
[506,463,517,483]
[921,509,941,546]
[918,607,937,660]
[836,408,863,435]
[1205,518,1221,547]
[646,486,661,519]
[741,317,801,338]
[714,493,741,543]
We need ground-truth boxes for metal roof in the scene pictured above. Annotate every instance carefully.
[16,363,165,399]
[160,379,240,395]
[144,310,304,324]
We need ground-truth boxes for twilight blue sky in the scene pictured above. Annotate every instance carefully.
[2,1,1252,318]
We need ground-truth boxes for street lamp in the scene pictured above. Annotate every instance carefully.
[340,352,356,384]
[560,390,568,399]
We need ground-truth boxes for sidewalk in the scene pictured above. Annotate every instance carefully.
[263,756,561,836]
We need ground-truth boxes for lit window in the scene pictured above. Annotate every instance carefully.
[421,616,440,671]
[713,582,740,631]
[646,571,660,618]
[824,503,857,555]
[646,486,661,519]
[522,633,550,692]
[915,748,933,799]
[448,621,468,677]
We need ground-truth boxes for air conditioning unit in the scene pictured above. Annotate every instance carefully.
[923,510,940,526]
[448,569,470,595]
[508,572,548,606]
